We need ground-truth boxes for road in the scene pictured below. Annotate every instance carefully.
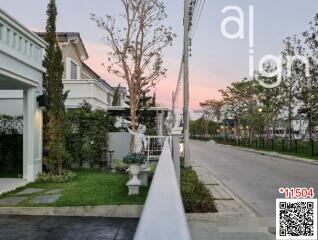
[190,140,318,217]
[0,215,137,240]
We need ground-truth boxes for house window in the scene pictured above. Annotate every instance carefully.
[70,61,77,79]
[107,93,112,105]
[0,24,3,41]
[66,58,80,80]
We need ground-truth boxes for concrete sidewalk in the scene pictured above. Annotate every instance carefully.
[0,179,29,195]
[188,159,275,240]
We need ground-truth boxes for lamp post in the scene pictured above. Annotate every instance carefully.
[258,108,263,147]
[246,126,250,144]
[221,126,225,142]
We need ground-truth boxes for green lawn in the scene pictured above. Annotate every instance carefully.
[0,170,148,207]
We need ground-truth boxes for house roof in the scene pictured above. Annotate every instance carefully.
[98,79,115,94]
[82,62,100,79]
[35,32,89,60]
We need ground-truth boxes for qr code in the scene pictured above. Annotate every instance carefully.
[276,198,317,240]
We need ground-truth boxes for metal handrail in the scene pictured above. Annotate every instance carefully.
[134,139,191,240]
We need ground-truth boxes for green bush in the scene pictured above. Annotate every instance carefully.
[112,160,128,174]
[37,170,77,183]
[181,167,216,213]
[123,153,146,164]
[66,101,116,169]
[148,163,157,180]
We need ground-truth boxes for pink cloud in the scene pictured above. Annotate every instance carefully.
[84,42,226,109]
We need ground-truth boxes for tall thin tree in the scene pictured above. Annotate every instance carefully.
[91,0,175,152]
[43,0,68,175]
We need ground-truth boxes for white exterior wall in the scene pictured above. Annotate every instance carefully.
[63,79,113,111]
[0,8,46,181]
[108,132,131,160]
[0,90,23,115]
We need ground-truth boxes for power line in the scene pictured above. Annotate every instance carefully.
[190,0,202,36]
[191,0,205,39]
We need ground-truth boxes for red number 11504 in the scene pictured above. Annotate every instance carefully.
[279,187,315,199]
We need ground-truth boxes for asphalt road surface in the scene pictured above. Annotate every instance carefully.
[0,215,137,240]
[190,140,318,217]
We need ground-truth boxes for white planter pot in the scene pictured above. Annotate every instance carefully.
[129,164,141,184]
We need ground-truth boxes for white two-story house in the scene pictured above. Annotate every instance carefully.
[0,32,126,115]
[38,32,125,111]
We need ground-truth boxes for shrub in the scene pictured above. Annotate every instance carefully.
[148,163,157,181]
[181,167,216,213]
[66,101,116,169]
[37,170,77,183]
[123,153,146,164]
[112,160,128,174]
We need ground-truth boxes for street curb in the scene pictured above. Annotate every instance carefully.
[0,205,143,218]
[215,143,318,166]
[190,159,260,217]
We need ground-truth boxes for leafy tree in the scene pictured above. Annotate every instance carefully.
[66,101,115,168]
[91,0,175,152]
[281,36,304,144]
[219,80,259,143]
[43,0,69,175]
[151,92,157,107]
[112,84,121,106]
[256,70,284,141]
[138,90,157,135]
[301,15,318,140]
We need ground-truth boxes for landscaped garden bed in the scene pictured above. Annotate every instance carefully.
[181,166,217,213]
[0,170,148,207]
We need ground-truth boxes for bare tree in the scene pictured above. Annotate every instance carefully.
[91,0,175,152]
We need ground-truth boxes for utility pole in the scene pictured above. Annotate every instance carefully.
[172,91,176,128]
[183,0,190,168]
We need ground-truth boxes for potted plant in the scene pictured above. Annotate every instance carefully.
[123,153,146,185]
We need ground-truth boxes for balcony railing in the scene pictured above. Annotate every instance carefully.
[0,8,46,72]
[134,138,191,240]
[145,136,171,163]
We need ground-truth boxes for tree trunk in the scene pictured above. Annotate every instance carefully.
[309,109,313,140]
[130,99,137,153]
[58,159,62,175]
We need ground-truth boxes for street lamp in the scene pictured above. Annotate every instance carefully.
[258,108,263,147]
[220,126,225,141]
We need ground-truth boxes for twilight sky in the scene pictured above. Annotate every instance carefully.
[1,0,318,111]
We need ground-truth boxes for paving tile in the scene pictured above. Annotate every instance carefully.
[0,196,27,206]
[32,194,62,204]
[208,185,233,200]
[214,200,245,213]
[45,189,64,194]
[16,188,44,195]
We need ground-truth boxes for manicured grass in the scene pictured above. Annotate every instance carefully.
[0,170,148,207]
[181,167,217,213]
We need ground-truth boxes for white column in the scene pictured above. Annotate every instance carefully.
[23,87,41,181]
[171,127,182,186]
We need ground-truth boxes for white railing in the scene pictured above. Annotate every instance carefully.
[0,8,46,71]
[134,138,191,240]
[145,136,171,163]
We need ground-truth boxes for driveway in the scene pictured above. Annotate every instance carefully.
[0,215,138,240]
[190,141,318,217]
